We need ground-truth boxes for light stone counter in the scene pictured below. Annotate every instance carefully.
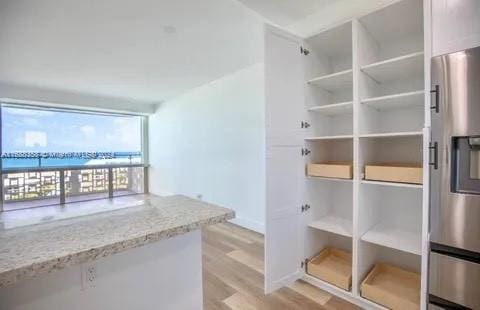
[0,194,234,288]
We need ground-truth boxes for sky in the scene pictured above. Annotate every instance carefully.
[1,106,142,153]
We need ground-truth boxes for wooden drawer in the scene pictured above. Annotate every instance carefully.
[307,163,353,179]
[361,263,420,310]
[307,247,352,291]
[364,164,422,184]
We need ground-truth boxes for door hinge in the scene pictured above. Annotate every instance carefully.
[430,85,440,113]
[429,141,438,170]
[301,121,310,129]
[301,258,309,270]
[301,148,311,156]
[301,204,311,212]
[300,46,310,56]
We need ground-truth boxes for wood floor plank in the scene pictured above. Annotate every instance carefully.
[207,225,255,245]
[223,292,257,310]
[288,280,332,306]
[202,223,358,310]
[226,249,264,274]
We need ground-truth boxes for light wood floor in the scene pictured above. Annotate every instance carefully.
[202,223,360,310]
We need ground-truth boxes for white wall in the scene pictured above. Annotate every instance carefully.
[431,0,480,56]
[149,63,265,233]
[0,231,202,310]
[285,0,397,38]
[0,82,157,114]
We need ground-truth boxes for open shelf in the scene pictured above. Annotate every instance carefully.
[305,21,353,80]
[308,69,353,92]
[359,131,422,138]
[358,0,423,65]
[359,91,424,135]
[307,176,353,183]
[361,90,424,111]
[361,221,421,255]
[305,135,353,141]
[309,215,352,238]
[308,101,353,115]
[361,180,422,189]
[361,52,423,84]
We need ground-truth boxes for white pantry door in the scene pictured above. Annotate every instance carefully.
[264,26,305,294]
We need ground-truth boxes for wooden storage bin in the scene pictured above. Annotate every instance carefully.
[307,247,352,291]
[360,263,420,310]
[364,163,422,184]
[307,162,353,179]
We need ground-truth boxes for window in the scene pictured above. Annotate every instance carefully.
[0,103,148,211]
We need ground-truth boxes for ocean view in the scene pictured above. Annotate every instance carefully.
[1,152,142,169]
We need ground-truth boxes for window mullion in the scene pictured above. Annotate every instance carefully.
[108,167,114,198]
[59,170,66,205]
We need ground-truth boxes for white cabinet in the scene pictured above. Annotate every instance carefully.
[432,0,480,56]
[265,0,430,308]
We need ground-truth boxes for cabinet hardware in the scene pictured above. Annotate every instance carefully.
[301,121,310,129]
[301,258,309,271]
[430,85,439,113]
[301,148,311,156]
[429,141,438,170]
[300,46,310,56]
[301,204,311,212]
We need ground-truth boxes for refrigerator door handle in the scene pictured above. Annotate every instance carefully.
[430,242,480,264]
[429,294,472,310]
[430,142,439,170]
[431,84,440,113]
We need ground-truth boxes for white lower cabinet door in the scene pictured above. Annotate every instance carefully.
[265,145,304,294]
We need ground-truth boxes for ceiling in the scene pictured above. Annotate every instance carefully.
[236,0,340,27]
[0,0,264,106]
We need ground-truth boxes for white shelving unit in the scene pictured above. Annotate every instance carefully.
[264,0,430,309]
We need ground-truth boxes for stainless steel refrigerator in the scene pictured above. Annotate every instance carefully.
[429,46,480,309]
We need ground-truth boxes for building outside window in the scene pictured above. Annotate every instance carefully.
[0,103,148,211]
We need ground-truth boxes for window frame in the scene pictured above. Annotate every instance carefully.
[0,102,149,212]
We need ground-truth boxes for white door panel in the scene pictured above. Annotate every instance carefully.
[265,145,303,293]
[264,25,304,294]
[265,27,304,146]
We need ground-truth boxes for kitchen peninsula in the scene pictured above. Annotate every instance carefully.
[0,194,234,310]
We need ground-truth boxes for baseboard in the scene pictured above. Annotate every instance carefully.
[265,270,301,294]
[229,217,265,234]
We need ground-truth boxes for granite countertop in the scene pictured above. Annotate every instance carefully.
[0,195,234,288]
